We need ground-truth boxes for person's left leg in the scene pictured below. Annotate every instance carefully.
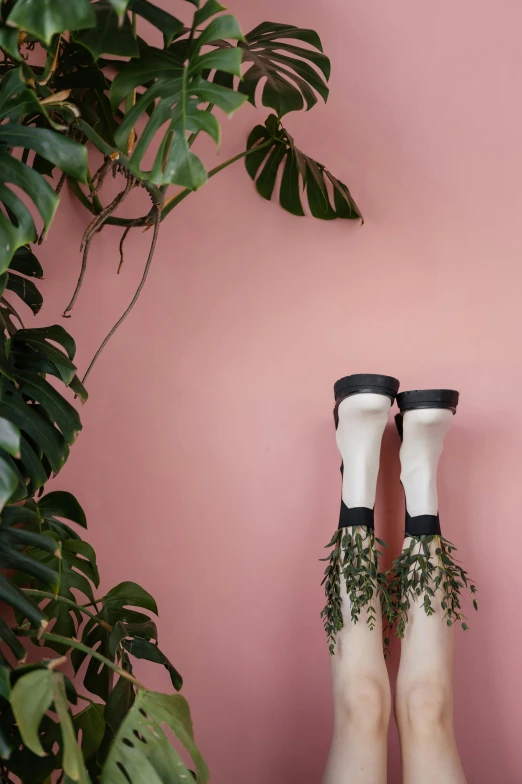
[393,406,468,784]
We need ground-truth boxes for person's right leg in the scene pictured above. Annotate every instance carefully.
[323,392,392,784]
[394,408,466,784]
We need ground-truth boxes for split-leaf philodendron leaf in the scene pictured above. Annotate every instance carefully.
[246,115,362,221]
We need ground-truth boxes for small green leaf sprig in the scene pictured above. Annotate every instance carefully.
[320,526,393,655]
[387,534,478,637]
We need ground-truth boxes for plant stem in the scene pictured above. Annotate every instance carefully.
[34,632,145,689]
[68,177,97,215]
[160,138,273,222]
[21,589,112,631]
[81,202,162,384]
[86,171,104,214]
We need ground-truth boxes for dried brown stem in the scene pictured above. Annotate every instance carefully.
[82,203,162,385]
[117,218,141,274]
[63,175,136,317]
[90,156,113,195]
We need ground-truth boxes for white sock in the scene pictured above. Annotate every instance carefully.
[399,408,454,517]
[336,393,391,510]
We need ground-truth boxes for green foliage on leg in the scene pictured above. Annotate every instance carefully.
[387,535,478,637]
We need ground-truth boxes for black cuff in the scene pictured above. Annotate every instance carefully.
[405,513,441,536]
[339,501,375,530]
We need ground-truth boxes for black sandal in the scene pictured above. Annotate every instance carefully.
[334,374,400,529]
[389,388,478,637]
[321,374,400,654]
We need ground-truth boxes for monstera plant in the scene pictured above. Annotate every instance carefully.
[0,0,361,781]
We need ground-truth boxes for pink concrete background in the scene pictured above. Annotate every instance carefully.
[34,1,522,781]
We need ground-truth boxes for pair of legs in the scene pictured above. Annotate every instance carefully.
[323,393,466,784]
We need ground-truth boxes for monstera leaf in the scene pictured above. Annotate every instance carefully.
[6,0,96,46]
[22,534,99,650]
[0,69,88,266]
[128,0,183,47]
[70,581,179,701]
[100,690,208,784]
[239,22,330,117]
[105,5,247,188]
[0,505,59,632]
[11,668,90,783]
[0,325,85,502]
[245,115,362,221]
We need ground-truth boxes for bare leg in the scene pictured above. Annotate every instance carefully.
[395,409,466,784]
[323,394,391,784]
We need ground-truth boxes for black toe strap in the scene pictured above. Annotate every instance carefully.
[405,513,441,536]
[339,501,374,530]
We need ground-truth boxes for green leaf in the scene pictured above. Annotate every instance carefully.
[8,247,44,279]
[6,273,43,315]
[194,47,243,77]
[109,621,129,658]
[73,1,139,60]
[38,492,87,529]
[107,0,130,17]
[72,581,157,701]
[15,372,82,444]
[123,637,183,690]
[6,0,96,46]
[0,515,59,591]
[69,375,89,402]
[0,154,58,268]
[100,690,209,784]
[0,665,10,700]
[0,126,88,183]
[239,21,330,117]
[18,435,49,493]
[12,328,77,383]
[26,536,99,646]
[193,0,224,26]
[15,325,76,361]
[0,616,26,662]
[245,116,362,221]
[11,669,54,757]
[195,14,244,49]
[105,581,158,616]
[0,24,21,60]
[53,673,90,784]
[110,10,245,188]
[0,572,46,628]
[0,417,20,458]
[0,386,69,474]
[105,673,135,734]
[128,0,183,46]
[0,455,21,510]
[73,702,105,763]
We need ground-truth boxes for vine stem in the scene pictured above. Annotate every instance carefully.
[21,589,112,631]
[63,176,136,317]
[72,139,275,229]
[158,138,273,224]
[81,203,162,385]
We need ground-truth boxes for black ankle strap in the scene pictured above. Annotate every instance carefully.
[405,513,441,536]
[339,501,374,530]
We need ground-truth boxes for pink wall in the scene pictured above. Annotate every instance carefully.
[35,1,522,781]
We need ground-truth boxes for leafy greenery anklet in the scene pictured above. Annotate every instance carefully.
[320,524,394,655]
[387,532,478,638]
